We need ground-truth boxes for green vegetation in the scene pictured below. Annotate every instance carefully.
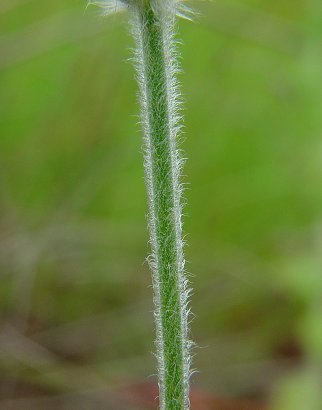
[91,1,193,408]
[0,0,321,408]
[132,3,190,409]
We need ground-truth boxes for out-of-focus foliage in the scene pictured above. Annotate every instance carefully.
[0,0,321,408]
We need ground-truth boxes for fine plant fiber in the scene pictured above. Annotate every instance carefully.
[88,1,193,409]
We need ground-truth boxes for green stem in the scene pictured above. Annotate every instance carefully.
[133,2,190,409]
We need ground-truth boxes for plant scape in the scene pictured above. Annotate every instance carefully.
[88,1,194,409]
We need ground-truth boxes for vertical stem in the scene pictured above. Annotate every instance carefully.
[87,0,192,408]
[133,2,190,409]
[135,1,189,410]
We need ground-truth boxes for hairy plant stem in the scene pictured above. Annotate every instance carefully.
[132,2,190,409]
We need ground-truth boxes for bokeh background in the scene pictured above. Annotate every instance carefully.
[1,0,321,408]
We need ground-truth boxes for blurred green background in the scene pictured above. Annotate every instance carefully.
[0,0,321,408]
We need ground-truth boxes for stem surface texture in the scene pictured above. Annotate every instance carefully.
[132,2,191,409]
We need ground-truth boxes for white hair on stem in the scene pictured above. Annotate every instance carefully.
[88,1,195,409]
[89,0,194,20]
